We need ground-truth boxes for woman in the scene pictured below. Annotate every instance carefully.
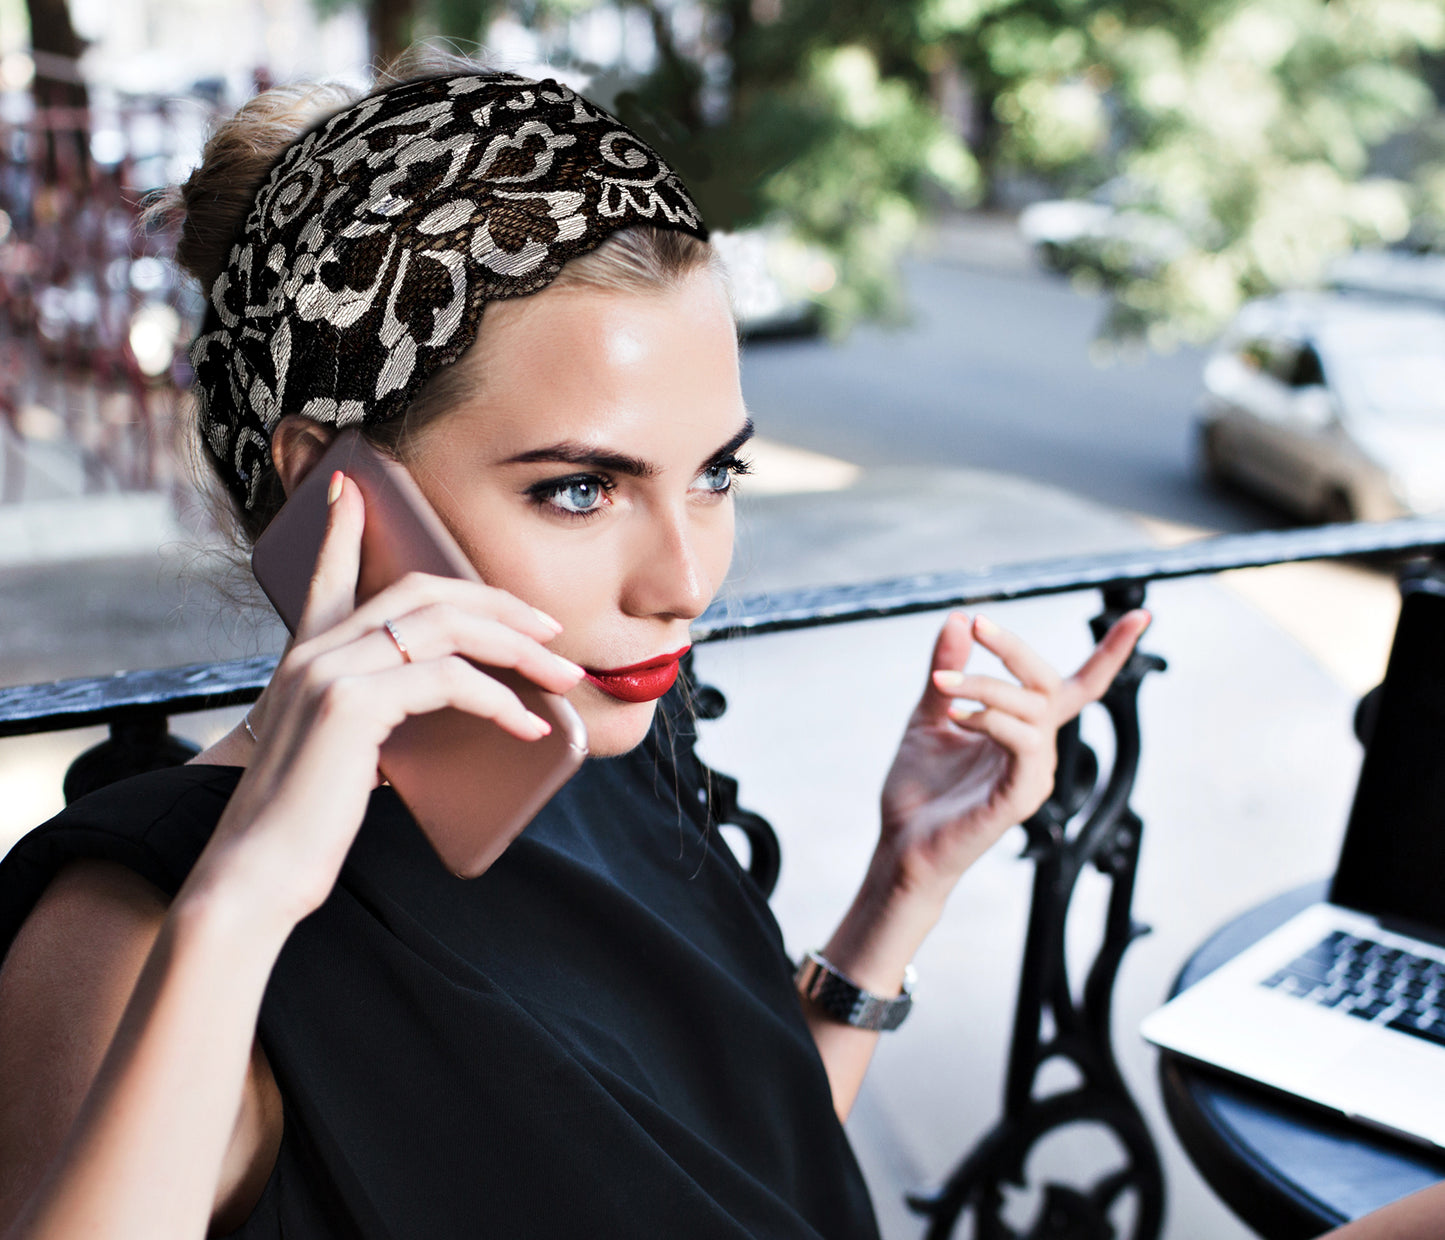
[0,59,1152,1237]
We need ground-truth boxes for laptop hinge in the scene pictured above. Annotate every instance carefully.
[1376,913,1445,951]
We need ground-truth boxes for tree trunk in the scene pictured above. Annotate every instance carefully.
[23,0,89,185]
[369,0,418,72]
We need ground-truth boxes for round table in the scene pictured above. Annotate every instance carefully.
[1157,881,1445,1238]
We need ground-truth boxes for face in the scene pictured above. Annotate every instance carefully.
[402,267,749,757]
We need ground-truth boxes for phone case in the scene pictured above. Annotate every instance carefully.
[251,430,587,877]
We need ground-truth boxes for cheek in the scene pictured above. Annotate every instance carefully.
[449,511,603,627]
[703,505,735,588]
[493,540,614,633]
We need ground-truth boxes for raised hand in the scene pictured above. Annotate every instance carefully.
[191,471,584,930]
[877,608,1150,905]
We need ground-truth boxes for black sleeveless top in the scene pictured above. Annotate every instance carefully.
[0,696,879,1239]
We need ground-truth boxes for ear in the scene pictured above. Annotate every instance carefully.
[271,416,337,498]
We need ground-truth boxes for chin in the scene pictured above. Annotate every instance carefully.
[574,693,660,758]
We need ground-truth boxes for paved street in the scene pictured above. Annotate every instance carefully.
[740,233,1284,535]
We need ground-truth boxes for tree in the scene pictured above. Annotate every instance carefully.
[920,0,1445,341]
[22,0,90,184]
[336,0,1445,340]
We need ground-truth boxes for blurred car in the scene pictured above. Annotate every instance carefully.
[709,228,821,339]
[1198,291,1445,522]
[1018,180,1188,277]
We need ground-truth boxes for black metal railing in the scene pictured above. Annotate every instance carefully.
[5,514,1445,1239]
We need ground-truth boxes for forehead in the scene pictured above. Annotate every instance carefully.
[441,270,743,460]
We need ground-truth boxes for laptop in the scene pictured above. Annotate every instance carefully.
[1141,571,1445,1148]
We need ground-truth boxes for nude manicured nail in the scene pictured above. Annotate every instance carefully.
[948,704,983,724]
[526,711,552,737]
[933,670,966,691]
[327,470,344,505]
[557,657,586,678]
[533,607,563,633]
[974,615,998,638]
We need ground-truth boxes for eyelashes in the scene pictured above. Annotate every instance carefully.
[716,452,754,479]
[526,453,754,520]
[527,473,617,518]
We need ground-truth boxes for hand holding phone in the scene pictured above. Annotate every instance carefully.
[251,430,588,878]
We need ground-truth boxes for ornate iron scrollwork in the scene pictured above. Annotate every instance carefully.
[908,584,1167,1240]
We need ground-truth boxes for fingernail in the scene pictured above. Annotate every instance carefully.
[533,607,563,634]
[558,656,586,678]
[974,615,998,638]
[327,470,344,506]
[948,704,982,724]
[527,711,552,737]
[933,670,966,691]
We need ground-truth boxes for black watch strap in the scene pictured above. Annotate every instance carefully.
[794,951,915,1032]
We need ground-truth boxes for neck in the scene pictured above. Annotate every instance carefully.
[186,722,255,769]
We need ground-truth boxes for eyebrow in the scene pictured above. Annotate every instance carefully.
[500,417,755,476]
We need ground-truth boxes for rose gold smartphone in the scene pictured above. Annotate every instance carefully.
[251,429,588,877]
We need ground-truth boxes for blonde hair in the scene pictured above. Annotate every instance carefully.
[159,47,722,551]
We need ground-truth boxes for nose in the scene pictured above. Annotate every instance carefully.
[620,500,725,623]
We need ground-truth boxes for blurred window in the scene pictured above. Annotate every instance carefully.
[1334,355,1445,422]
[1239,338,1301,383]
[1286,345,1325,389]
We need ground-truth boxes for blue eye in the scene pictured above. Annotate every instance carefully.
[698,463,732,493]
[536,474,612,516]
[696,454,752,495]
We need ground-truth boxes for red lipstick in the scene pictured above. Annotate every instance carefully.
[584,645,691,704]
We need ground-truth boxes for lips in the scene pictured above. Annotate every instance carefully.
[584,645,691,704]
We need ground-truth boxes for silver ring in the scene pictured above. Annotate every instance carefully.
[243,708,259,744]
[382,618,412,664]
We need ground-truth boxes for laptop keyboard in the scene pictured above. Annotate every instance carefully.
[1261,930,1445,1048]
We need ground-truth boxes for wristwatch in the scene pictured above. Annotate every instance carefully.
[794,950,916,1032]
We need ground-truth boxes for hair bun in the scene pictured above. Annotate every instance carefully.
[166,83,360,295]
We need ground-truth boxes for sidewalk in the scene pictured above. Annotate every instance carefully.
[0,446,1398,1238]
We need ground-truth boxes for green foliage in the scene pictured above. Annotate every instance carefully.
[336,0,1445,339]
[609,5,980,328]
[925,0,1445,342]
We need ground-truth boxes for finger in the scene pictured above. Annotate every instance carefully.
[295,471,362,644]
[316,657,555,745]
[1061,609,1152,713]
[931,671,1049,723]
[970,615,1061,695]
[300,573,562,663]
[949,702,1038,748]
[915,612,974,724]
[316,606,584,694]
[345,574,563,649]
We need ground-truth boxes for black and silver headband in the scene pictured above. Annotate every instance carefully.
[190,72,708,513]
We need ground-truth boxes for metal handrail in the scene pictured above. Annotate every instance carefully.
[5,514,1445,1240]
[5,514,1445,738]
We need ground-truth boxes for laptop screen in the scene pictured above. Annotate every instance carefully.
[1330,576,1445,934]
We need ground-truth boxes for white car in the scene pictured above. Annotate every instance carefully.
[1018,181,1188,276]
[1198,292,1445,522]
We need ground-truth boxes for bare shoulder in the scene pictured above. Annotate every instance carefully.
[0,858,168,1050]
[0,858,282,1232]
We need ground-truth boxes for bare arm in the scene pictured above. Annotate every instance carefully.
[0,472,583,1239]
[799,872,942,1122]
[806,611,1150,1120]
[1322,1183,1445,1239]
[0,861,281,1238]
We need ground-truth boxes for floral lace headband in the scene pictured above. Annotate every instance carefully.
[190,72,708,513]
